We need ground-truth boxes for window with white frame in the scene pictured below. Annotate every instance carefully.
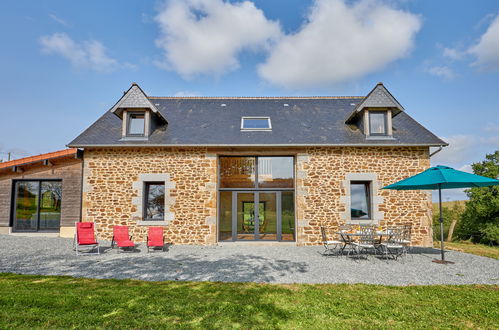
[368,111,388,136]
[241,117,272,131]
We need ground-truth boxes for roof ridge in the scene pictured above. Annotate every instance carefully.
[0,148,77,169]
[148,96,365,100]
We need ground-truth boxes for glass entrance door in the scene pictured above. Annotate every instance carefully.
[219,191,293,241]
[13,180,62,232]
[236,192,256,240]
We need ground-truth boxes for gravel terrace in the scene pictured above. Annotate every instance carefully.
[0,235,497,285]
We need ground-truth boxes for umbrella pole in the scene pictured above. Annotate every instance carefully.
[433,184,454,264]
[439,185,445,261]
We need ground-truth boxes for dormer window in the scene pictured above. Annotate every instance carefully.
[127,112,146,136]
[241,117,272,131]
[368,111,388,136]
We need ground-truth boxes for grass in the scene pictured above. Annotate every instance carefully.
[0,273,498,329]
[432,200,467,210]
[435,240,499,260]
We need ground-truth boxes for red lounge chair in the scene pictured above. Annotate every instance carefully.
[147,227,166,252]
[112,226,136,252]
[74,222,100,256]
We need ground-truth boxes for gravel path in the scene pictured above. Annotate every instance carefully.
[0,235,497,285]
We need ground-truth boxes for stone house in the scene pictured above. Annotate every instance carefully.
[66,82,446,246]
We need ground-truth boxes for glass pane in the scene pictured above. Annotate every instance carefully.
[369,112,386,135]
[219,191,232,241]
[128,114,145,135]
[237,193,255,240]
[15,181,39,231]
[281,192,295,241]
[351,183,370,219]
[145,183,165,220]
[39,182,62,230]
[258,157,294,188]
[242,118,270,129]
[220,157,256,188]
[258,192,277,240]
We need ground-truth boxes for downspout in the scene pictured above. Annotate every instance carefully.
[429,145,444,158]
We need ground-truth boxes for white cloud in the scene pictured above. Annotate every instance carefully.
[40,33,120,72]
[258,0,422,88]
[426,65,456,80]
[49,14,70,27]
[469,14,499,71]
[432,135,476,165]
[174,90,201,97]
[442,47,465,61]
[154,0,281,77]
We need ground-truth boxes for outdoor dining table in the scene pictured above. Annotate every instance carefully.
[335,230,393,253]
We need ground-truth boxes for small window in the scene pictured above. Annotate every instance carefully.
[241,117,271,130]
[144,182,165,220]
[369,111,388,135]
[127,113,146,136]
[350,181,371,219]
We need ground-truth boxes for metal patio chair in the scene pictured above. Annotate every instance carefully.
[380,227,407,260]
[320,226,343,256]
[350,226,378,258]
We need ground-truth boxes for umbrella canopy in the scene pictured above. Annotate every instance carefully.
[383,165,499,190]
[383,165,499,264]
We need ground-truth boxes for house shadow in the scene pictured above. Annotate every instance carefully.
[8,251,309,284]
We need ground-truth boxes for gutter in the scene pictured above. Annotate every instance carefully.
[67,143,449,148]
[429,145,444,157]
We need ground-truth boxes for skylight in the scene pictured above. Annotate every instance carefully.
[241,117,272,131]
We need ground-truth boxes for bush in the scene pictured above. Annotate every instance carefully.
[456,151,499,245]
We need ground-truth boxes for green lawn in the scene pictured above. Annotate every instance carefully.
[0,273,498,329]
[436,241,499,260]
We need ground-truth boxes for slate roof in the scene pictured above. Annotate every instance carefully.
[68,96,447,147]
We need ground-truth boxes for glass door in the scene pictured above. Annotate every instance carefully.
[258,192,277,240]
[236,192,256,240]
[13,180,62,232]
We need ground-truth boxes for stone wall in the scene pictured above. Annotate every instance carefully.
[296,146,433,247]
[82,146,432,246]
[82,148,217,244]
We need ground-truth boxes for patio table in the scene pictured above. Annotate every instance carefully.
[336,231,393,254]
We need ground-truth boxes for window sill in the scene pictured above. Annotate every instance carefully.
[119,137,149,141]
[136,220,169,226]
[366,136,395,140]
[346,219,378,225]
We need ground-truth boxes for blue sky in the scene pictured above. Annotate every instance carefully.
[0,0,498,201]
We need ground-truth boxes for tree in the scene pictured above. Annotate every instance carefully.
[456,151,499,244]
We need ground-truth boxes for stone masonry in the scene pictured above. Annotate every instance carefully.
[83,146,432,246]
[296,146,432,247]
[82,148,217,244]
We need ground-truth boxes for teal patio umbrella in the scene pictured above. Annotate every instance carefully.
[383,165,499,264]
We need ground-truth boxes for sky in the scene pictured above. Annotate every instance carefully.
[0,0,498,201]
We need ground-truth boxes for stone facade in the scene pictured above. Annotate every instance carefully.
[82,148,217,244]
[82,146,432,246]
[296,146,432,247]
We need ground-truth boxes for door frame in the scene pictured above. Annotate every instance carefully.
[11,179,62,233]
[231,190,283,241]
